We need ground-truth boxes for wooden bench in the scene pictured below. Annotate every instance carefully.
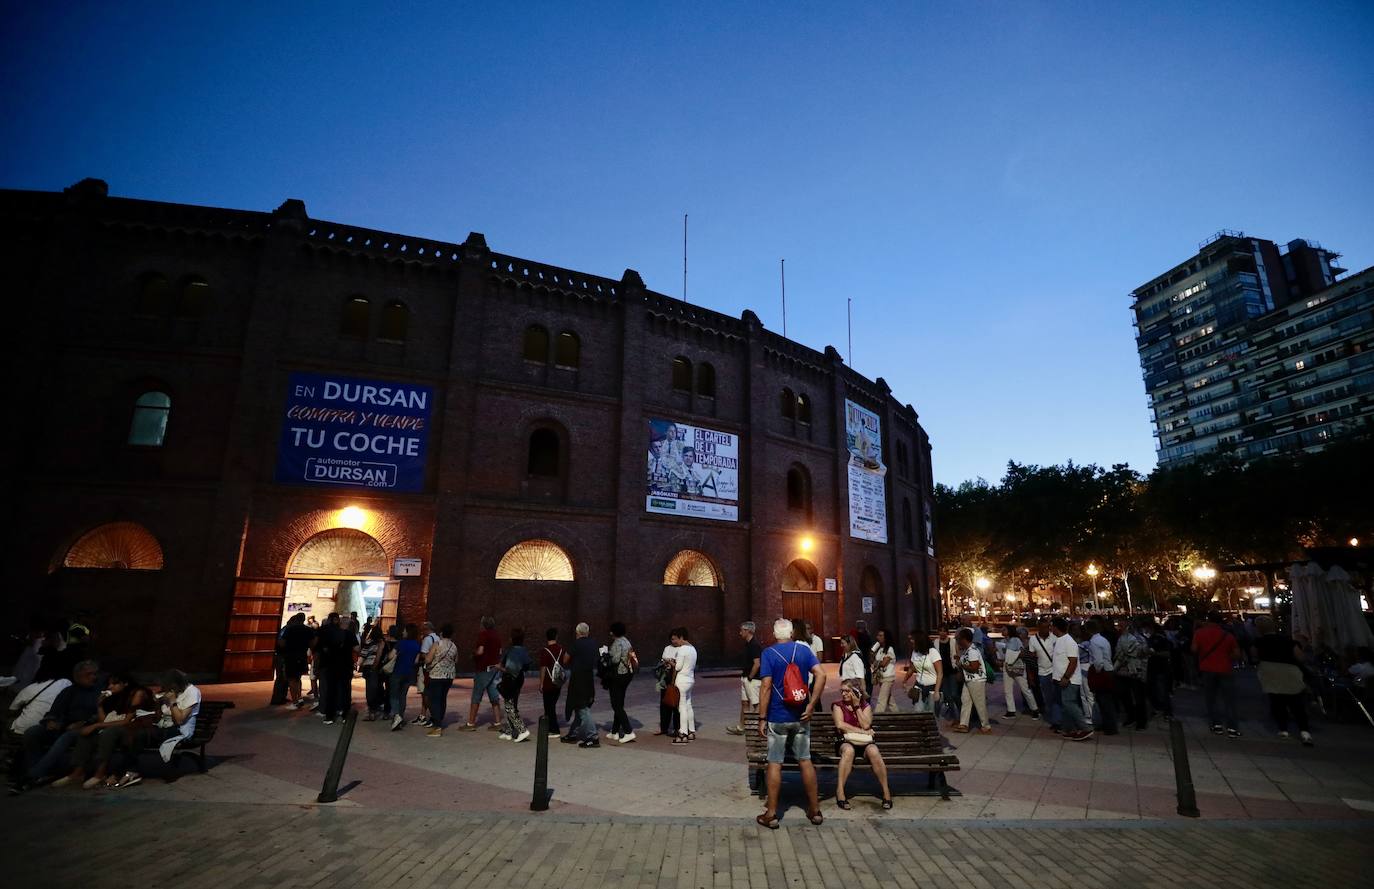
[744,711,959,800]
[146,701,235,773]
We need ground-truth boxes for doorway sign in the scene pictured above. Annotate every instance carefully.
[862,597,874,614]
[393,558,422,577]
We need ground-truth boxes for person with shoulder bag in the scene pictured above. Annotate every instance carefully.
[605,622,638,744]
[423,624,459,737]
[902,631,943,714]
[538,628,565,738]
[831,678,893,811]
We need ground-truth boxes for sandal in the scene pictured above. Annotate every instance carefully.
[686,732,696,741]
[881,798,893,810]
[807,809,824,826]
[836,799,852,810]
[953,725,970,733]
[672,734,689,744]
[756,812,780,830]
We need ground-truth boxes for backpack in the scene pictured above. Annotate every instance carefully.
[545,648,567,686]
[776,643,809,709]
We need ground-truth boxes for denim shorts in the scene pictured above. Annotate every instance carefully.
[471,667,501,704]
[766,721,811,763]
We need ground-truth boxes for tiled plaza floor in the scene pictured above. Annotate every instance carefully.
[5,664,1373,886]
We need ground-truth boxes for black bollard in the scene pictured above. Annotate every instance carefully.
[530,715,551,811]
[317,708,358,803]
[1169,719,1200,818]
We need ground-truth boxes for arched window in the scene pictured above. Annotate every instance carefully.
[902,498,914,548]
[782,558,819,591]
[134,272,169,316]
[797,393,813,425]
[527,427,561,477]
[379,300,409,342]
[697,362,716,398]
[340,296,370,338]
[63,522,164,570]
[786,463,812,516]
[781,387,796,419]
[555,331,580,368]
[175,276,209,319]
[523,324,549,363]
[128,391,171,446]
[663,550,721,587]
[496,539,575,581]
[671,356,693,392]
[861,566,882,596]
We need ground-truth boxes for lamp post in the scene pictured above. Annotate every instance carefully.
[1086,563,1099,610]
[975,576,991,614]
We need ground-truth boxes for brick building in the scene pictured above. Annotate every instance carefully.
[4,179,939,679]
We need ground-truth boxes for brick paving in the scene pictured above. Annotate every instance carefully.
[5,664,1374,885]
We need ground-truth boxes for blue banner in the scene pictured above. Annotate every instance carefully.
[275,372,433,492]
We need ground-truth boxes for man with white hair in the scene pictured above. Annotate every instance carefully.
[757,617,826,828]
[561,622,601,747]
[726,621,762,735]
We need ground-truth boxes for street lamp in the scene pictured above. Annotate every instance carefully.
[1086,563,1099,600]
[1192,566,1217,582]
[1351,537,1361,547]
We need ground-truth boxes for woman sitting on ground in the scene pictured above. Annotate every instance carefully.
[53,671,154,789]
[830,678,892,810]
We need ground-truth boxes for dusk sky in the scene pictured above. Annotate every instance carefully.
[6,2,1371,485]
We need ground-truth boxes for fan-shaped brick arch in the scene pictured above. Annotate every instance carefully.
[261,508,405,577]
[496,539,575,581]
[782,558,819,591]
[63,522,164,570]
[289,528,388,576]
[663,550,721,588]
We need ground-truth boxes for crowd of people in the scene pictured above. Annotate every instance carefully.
[2,624,203,794]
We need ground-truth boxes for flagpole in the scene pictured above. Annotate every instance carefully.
[682,213,688,303]
[847,297,852,367]
[780,259,787,338]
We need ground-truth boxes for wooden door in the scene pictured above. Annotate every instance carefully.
[782,591,825,643]
[380,581,400,631]
[221,578,286,681]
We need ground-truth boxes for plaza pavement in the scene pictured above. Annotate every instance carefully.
[5,663,1374,886]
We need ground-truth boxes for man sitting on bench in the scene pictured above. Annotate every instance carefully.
[9,660,101,794]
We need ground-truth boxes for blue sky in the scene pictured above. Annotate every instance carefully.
[5,2,1371,484]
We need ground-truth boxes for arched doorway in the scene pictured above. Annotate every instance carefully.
[222,527,397,681]
[782,558,824,641]
[861,565,882,628]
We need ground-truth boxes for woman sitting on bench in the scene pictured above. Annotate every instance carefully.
[52,671,154,789]
[112,669,202,788]
[830,678,892,811]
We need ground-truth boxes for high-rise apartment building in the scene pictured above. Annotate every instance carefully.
[1131,232,1369,467]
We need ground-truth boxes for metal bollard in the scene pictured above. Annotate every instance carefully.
[530,715,551,811]
[317,708,358,803]
[1169,719,1200,818]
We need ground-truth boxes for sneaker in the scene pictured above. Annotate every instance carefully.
[977,726,992,735]
[322,719,335,725]
[458,723,478,732]
[559,734,579,744]
[427,727,443,737]
[1227,728,1242,739]
[391,716,404,731]
[51,776,77,788]
[1211,724,1224,735]
[294,699,308,709]
[498,733,513,741]
[515,729,531,743]
[1067,730,1095,742]
[547,730,562,738]
[619,732,636,743]
[486,723,502,732]
[309,703,320,712]
[578,738,601,748]
[411,715,427,725]
[1004,712,1017,720]
[1300,731,1314,747]
[1278,731,1290,739]
[1030,711,1041,720]
[604,732,621,742]
[725,725,744,735]
[82,777,104,790]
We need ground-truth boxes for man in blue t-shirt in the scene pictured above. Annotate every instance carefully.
[756,617,827,828]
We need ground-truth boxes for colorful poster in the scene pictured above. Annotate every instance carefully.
[845,400,888,542]
[646,418,740,522]
[275,372,433,491]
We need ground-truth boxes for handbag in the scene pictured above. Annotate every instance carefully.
[380,648,397,675]
[663,684,681,708]
[843,731,874,746]
[1087,665,1115,692]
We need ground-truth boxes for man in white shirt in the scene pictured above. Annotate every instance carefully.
[1001,627,1040,720]
[7,678,71,736]
[1029,619,1060,729]
[1051,618,1092,740]
[1085,620,1118,735]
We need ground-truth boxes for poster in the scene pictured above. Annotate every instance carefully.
[845,399,888,542]
[275,371,433,492]
[646,418,739,522]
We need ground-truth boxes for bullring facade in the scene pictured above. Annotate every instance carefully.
[6,179,938,678]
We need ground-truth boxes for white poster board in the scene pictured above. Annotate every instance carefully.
[844,400,888,543]
[646,418,740,522]
[862,597,874,614]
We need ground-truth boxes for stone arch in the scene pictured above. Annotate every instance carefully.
[495,539,575,582]
[62,521,164,570]
[663,549,722,588]
[287,528,388,577]
[782,558,819,591]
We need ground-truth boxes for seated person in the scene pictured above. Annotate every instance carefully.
[11,660,101,793]
[830,678,892,810]
[113,669,201,788]
[54,671,155,789]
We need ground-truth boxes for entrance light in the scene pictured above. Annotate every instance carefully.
[1352,538,1361,547]
[799,535,814,553]
[338,506,367,529]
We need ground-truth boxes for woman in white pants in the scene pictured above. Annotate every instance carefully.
[671,626,698,742]
[955,628,991,734]
[870,629,899,713]
[1001,626,1040,719]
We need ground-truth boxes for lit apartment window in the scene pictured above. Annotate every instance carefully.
[1295,360,1305,370]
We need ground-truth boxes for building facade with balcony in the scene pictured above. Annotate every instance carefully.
[3,179,940,679]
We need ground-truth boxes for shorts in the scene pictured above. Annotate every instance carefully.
[471,667,501,704]
[739,677,761,705]
[766,721,811,764]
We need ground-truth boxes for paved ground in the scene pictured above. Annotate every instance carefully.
[5,664,1374,886]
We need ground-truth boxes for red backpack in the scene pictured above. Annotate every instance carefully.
[778,643,809,708]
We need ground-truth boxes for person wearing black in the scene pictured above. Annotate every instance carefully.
[854,620,874,697]
[936,624,961,721]
[1144,619,1174,722]
[278,613,316,707]
[561,622,600,747]
[12,659,102,793]
[727,621,763,735]
[1254,617,1313,746]
[316,613,359,725]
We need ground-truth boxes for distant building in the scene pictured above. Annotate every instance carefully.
[1132,232,1371,467]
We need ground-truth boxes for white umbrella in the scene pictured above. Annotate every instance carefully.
[1289,561,1374,652]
